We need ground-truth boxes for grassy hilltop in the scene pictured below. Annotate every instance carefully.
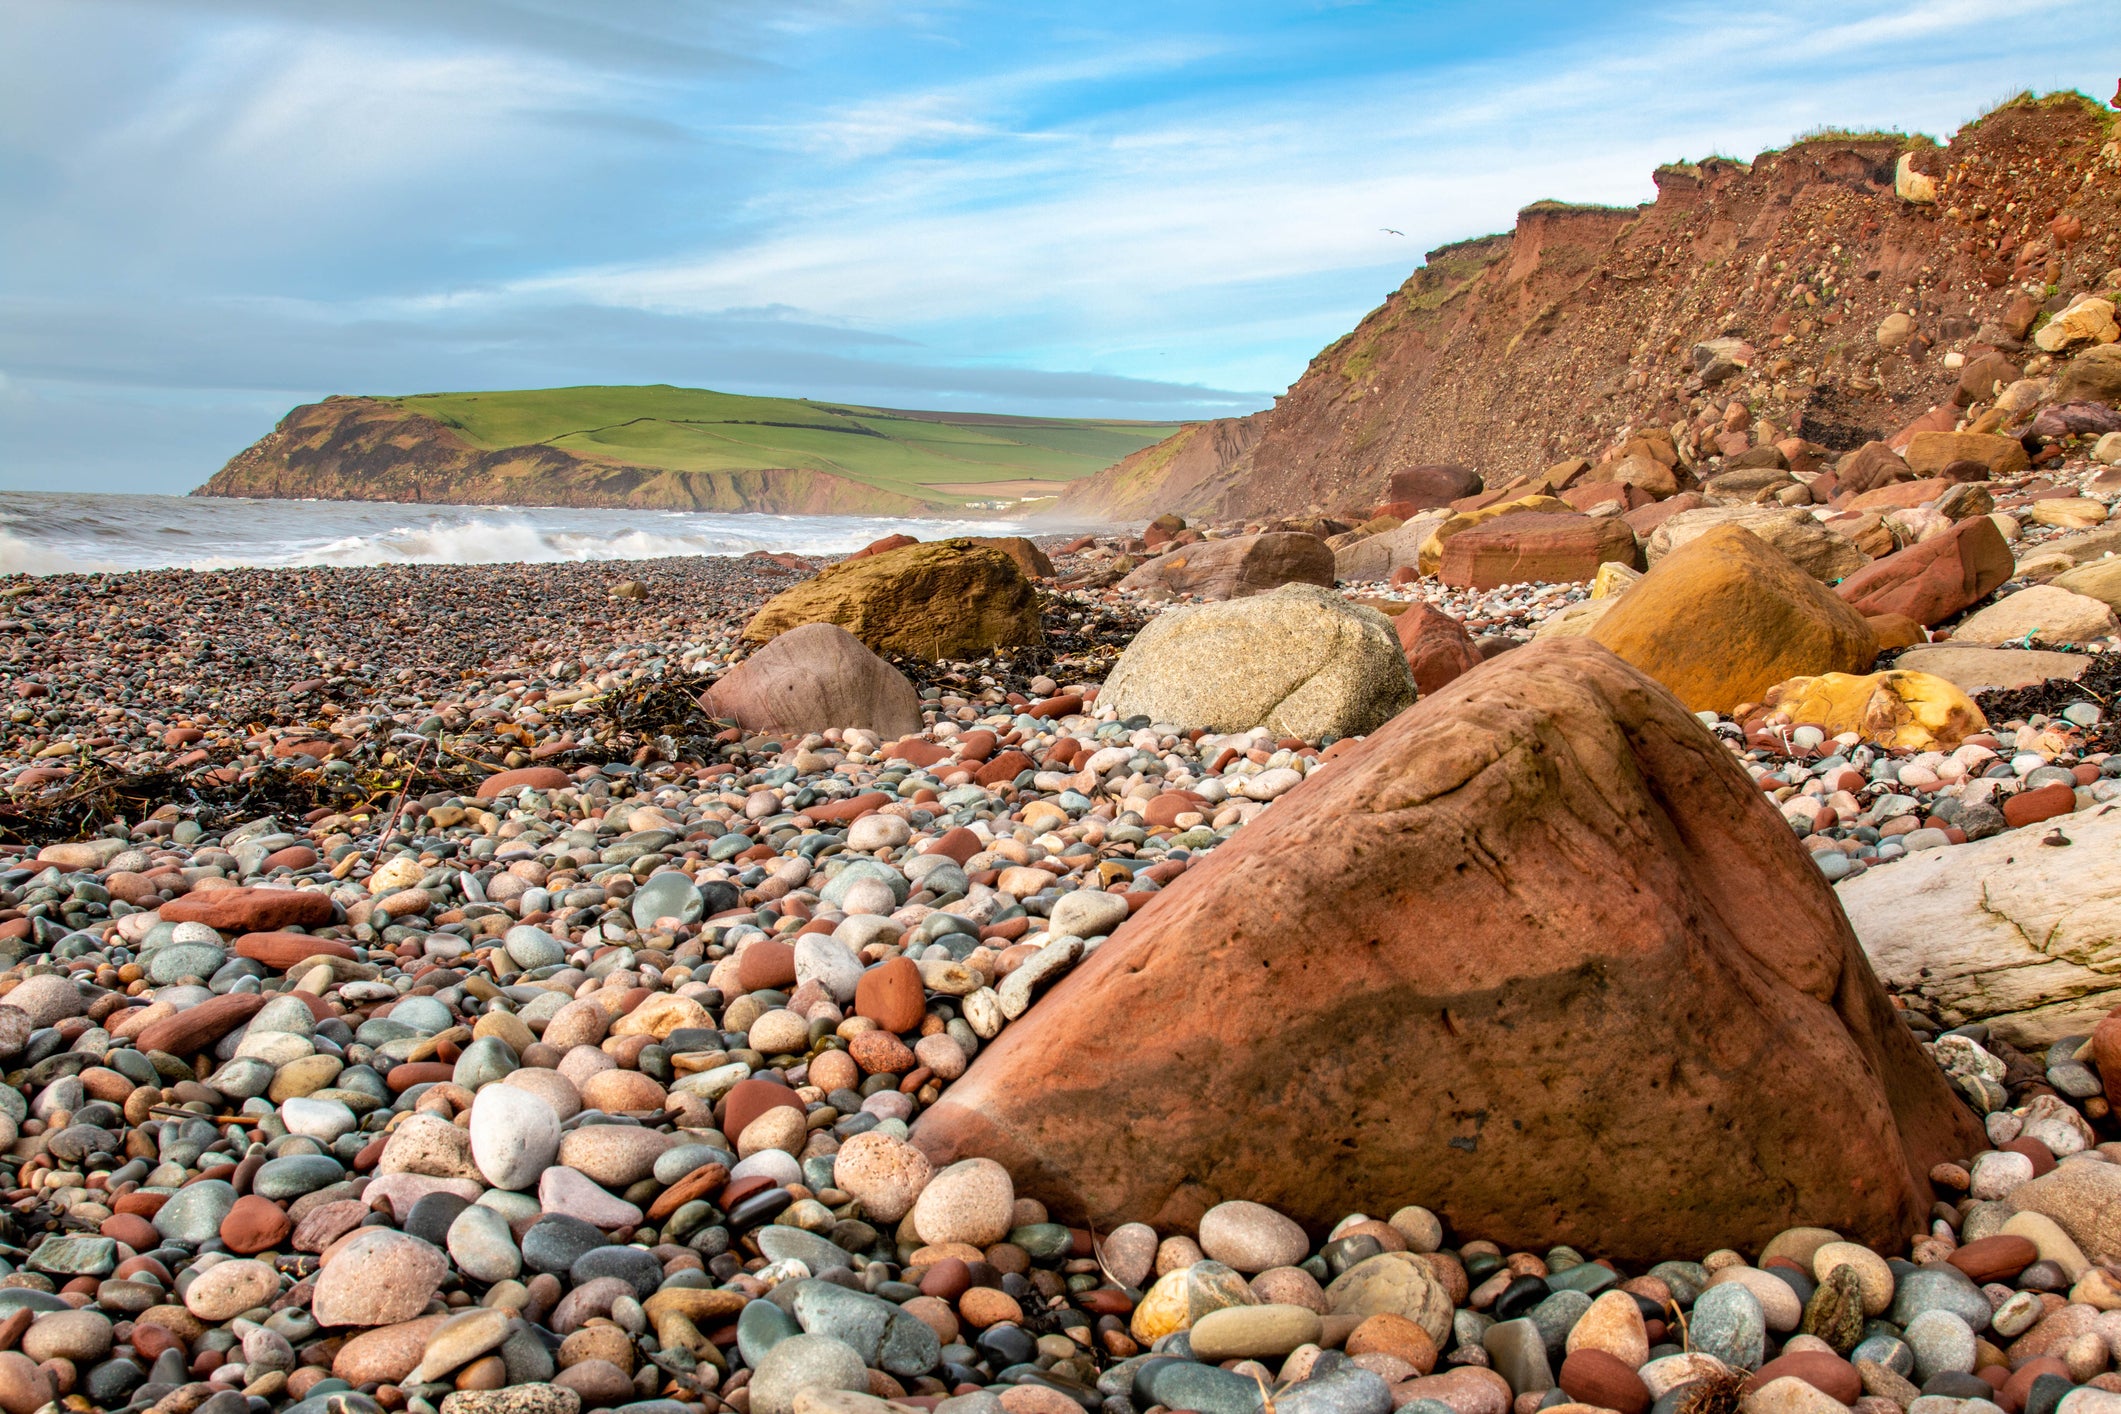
[199,384,1184,514]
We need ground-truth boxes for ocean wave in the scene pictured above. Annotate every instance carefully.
[0,493,1028,575]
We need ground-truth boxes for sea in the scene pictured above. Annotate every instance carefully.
[0,492,1045,576]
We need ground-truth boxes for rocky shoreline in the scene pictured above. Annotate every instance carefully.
[4,324,2121,1414]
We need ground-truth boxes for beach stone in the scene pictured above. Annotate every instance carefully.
[629,872,704,931]
[833,1131,933,1224]
[1710,1267,1803,1332]
[1102,1223,1159,1289]
[912,639,1977,1259]
[1047,888,1129,940]
[1812,1242,1894,1315]
[254,1153,346,1199]
[1836,516,2015,626]
[1324,1253,1455,1345]
[1397,603,1484,696]
[1692,1283,1768,1371]
[744,541,1041,660]
[1903,1311,1976,1383]
[155,1178,238,1243]
[1120,531,1336,601]
[555,1124,670,1186]
[1840,807,2121,1045]
[20,1309,111,1363]
[540,1165,643,1228]
[161,885,335,932]
[1279,1366,1394,1414]
[855,957,926,1033]
[2009,1162,2121,1265]
[2,975,84,1027]
[1438,513,1640,590]
[1486,1319,1555,1391]
[448,1204,522,1284]
[468,1084,561,1190]
[1132,1261,1260,1343]
[0,1352,54,1414]
[220,1194,293,1254]
[1190,1303,1324,1360]
[521,1215,606,1275]
[912,1157,1013,1247]
[1200,1200,1312,1273]
[1648,506,1869,581]
[1099,584,1415,739]
[1558,1349,1650,1414]
[791,1281,941,1376]
[438,1389,581,1414]
[1887,1267,1989,1330]
[705,622,923,738]
[311,1230,449,1327]
[1954,586,2119,647]
[186,1258,278,1320]
[1591,525,1879,713]
[1133,1355,1265,1414]
[1744,1376,1847,1414]
[1566,1290,1649,1367]
[751,1332,887,1414]
[1391,1367,1512,1414]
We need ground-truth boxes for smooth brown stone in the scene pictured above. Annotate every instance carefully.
[160,888,334,934]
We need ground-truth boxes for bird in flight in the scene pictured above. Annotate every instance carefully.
[1380,227,1404,236]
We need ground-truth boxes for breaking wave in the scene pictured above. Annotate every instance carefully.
[0,493,1023,576]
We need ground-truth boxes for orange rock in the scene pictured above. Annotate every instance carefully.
[161,887,334,933]
[1589,525,1879,714]
[856,957,926,1033]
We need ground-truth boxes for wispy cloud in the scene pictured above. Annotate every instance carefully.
[1,0,2117,492]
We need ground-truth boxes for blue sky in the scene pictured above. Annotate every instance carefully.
[3,0,2118,494]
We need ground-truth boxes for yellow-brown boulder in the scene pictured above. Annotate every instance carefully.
[1588,525,1879,713]
[1756,671,1986,751]
[744,540,1041,660]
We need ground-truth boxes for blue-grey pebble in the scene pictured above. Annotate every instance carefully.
[1904,1310,1976,1384]
[452,1035,518,1090]
[1133,1359,1263,1414]
[790,1279,941,1376]
[1482,1319,1553,1394]
[739,1298,803,1370]
[252,1154,345,1201]
[1278,1368,1392,1414]
[1648,1262,1710,1306]
[1528,1290,1592,1356]
[1891,1269,1991,1332]
[154,1179,238,1243]
[756,1225,853,1274]
[1688,1283,1765,1371]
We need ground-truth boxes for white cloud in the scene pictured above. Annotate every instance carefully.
[506,0,2115,349]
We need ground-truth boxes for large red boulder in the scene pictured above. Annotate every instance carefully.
[1118,532,1333,601]
[1385,465,1484,510]
[1394,604,1482,696]
[1436,513,1641,589]
[911,639,1977,1258]
[702,623,923,739]
[1835,516,2015,626]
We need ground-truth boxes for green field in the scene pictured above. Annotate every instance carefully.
[389,385,1183,505]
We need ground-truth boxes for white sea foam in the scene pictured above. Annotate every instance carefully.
[0,493,1037,575]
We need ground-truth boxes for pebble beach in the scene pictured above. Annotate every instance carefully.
[5,386,2121,1414]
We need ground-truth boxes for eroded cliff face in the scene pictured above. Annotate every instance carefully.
[1061,94,2121,520]
[198,398,932,515]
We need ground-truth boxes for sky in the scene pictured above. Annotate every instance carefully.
[2,1,2118,494]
